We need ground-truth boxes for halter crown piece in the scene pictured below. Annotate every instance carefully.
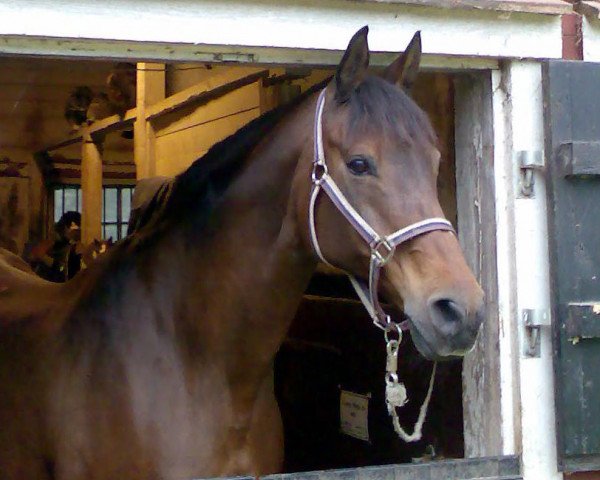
[308,87,454,443]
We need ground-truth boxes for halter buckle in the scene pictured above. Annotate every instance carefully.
[371,238,396,265]
[311,162,329,185]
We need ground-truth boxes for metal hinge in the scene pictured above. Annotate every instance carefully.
[517,150,544,198]
[522,308,551,358]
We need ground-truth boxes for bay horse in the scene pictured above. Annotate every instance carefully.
[0,27,484,480]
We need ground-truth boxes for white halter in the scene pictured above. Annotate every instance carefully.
[308,87,452,443]
[308,88,455,331]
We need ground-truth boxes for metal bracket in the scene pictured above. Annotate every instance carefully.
[517,150,544,198]
[522,309,551,357]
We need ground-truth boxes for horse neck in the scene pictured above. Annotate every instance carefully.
[155,96,318,380]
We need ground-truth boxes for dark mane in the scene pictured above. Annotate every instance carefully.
[126,75,432,247]
[66,76,332,336]
[126,76,332,245]
[348,75,436,145]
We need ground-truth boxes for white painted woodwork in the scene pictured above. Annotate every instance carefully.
[81,134,103,243]
[491,68,520,458]
[358,0,572,14]
[583,16,600,61]
[509,62,562,480]
[0,1,562,62]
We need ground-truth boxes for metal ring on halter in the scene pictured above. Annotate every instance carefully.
[384,321,403,344]
[311,163,328,185]
[372,314,392,331]
[371,238,396,265]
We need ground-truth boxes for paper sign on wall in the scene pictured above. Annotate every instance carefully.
[340,390,370,442]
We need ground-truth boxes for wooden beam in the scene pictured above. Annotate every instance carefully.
[455,72,503,458]
[146,69,268,121]
[81,133,103,243]
[134,62,165,179]
[42,133,83,153]
[41,108,137,153]
[89,108,137,139]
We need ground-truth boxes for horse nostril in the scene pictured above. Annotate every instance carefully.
[431,299,466,324]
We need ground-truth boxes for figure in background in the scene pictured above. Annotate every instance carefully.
[30,211,82,282]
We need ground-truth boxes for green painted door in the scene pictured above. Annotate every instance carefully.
[544,60,600,472]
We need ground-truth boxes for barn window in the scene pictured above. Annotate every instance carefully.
[52,185,134,241]
[102,186,134,241]
[53,186,82,222]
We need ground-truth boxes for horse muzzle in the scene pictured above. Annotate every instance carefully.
[406,296,485,360]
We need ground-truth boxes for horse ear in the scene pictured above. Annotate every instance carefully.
[334,26,370,103]
[383,31,422,92]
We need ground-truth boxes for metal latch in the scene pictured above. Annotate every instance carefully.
[517,150,544,197]
[522,308,550,357]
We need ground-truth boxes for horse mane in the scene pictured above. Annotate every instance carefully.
[60,72,437,340]
[124,75,434,249]
[82,73,435,285]
[57,76,333,342]
[124,77,332,247]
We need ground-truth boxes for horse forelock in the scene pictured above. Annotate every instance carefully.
[346,75,437,149]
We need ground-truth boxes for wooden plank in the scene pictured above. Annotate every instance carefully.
[153,82,260,137]
[455,72,502,458]
[146,69,267,121]
[155,106,259,176]
[134,62,165,179]
[166,64,268,96]
[262,456,521,479]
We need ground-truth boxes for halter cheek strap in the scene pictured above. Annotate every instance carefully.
[308,88,455,331]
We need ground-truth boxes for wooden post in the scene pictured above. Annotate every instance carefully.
[81,133,103,243]
[455,72,503,458]
[134,62,165,179]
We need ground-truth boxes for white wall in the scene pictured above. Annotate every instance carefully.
[0,0,563,63]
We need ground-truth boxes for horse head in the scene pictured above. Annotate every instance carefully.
[300,27,484,360]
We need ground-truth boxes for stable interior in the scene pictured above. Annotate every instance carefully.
[0,56,463,472]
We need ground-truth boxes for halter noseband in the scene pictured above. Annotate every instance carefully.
[309,88,455,331]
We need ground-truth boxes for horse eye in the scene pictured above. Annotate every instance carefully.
[346,156,373,176]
